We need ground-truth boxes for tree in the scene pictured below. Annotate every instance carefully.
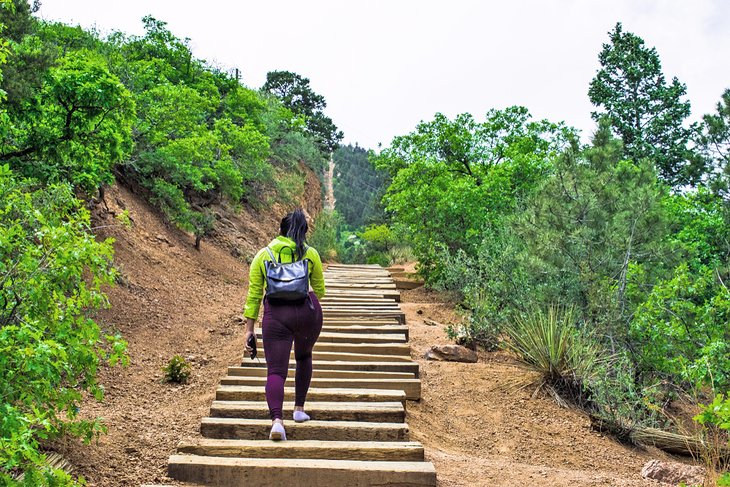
[588,23,699,186]
[262,70,343,153]
[700,88,730,197]
[0,166,127,484]
[0,50,135,193]
[373,107,573,279]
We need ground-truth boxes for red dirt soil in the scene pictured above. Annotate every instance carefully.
[56,183,683,486]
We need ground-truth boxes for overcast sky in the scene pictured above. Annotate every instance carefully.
[36,0,730,149]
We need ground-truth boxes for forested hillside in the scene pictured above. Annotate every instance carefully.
[0,1,339,483]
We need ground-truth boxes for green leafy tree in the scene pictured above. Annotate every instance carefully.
[374,107,573,279]
[0,166,127,484]
[588,23,699,186]
[0,50,135,193]
[700,88,730,197]
[514,121,669,333]
[262,70,343,154]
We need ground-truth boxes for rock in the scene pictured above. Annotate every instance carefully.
[640,459,705,486]
[424,344,478,363]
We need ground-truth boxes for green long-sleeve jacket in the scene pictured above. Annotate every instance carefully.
[243,236,326,320]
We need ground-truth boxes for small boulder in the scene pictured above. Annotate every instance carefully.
[640,459,705,486]
[424,345,477,363]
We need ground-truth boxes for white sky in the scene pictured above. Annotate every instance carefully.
[36,0,730,149]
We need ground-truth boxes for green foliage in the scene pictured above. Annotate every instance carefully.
[514,122,668,335]
[1,48,134,193]
[162,355,191,384]
[700,88,730,198]
[308,210,344,262]
[373,107,573,280]
[694,394,730,484]
[333,144,387,227]
[262,70,343,154]
[0,165,127,485]
[631,263,730,390]
[502,306,604,405]
[589,22,699,186]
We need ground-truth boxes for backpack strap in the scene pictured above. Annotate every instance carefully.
[265,247,278,265]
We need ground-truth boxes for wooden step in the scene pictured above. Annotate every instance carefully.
[256,331,406,344]
[240,360,420,376]
[168,456,437,487]
[216,385,406,404]
[201,418,409,442]
[254,340,411,357]
[324,310,405,324]
[219,377,421,400]
[177,439,424,461]
[228,366,415,380]
[322,325,409,339]
[323,318,400,324]
[248,350,414,363]
[210,401,405,422]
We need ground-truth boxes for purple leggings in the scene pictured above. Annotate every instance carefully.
[262,292,323,420]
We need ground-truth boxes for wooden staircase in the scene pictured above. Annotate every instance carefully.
[167,264,437,486]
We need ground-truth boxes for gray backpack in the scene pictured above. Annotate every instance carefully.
[264,246,309,301]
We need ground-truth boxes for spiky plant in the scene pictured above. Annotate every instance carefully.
[502,305,604,407]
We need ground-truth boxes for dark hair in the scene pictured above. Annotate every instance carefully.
[280,209,308,260]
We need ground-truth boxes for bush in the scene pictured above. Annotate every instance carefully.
[162,355,191,384]
[0,166,127,485]
[502,305,603,406]
[694,394,730,484]
[308,210,343,261]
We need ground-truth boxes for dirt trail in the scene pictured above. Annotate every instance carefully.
[58,183,673,486]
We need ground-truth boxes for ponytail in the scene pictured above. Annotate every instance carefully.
[280,209,308,260]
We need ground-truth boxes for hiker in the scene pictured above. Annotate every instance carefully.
[242,209,326,441]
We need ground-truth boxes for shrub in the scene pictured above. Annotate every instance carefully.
[0,166,127,485]
[502,305,603,406]
[162,355,191,384]
[694,394,730,485]
[308,210,343,261]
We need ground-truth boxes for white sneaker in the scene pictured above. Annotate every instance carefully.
[269,421,286,441]
[293,410,310,423]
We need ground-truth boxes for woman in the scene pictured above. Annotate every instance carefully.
[242,209,325,441]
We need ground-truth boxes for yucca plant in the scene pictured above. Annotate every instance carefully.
[502,305,604,407]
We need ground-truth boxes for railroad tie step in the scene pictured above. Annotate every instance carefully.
[216,385,407,404]
[254,339,412,356]
[227,366,416,380]
[176,439,425,461]
[247,350,414,363]
[239,359,420,376]
[209,400,406,422]
[168,456,437,487]
[255,331,407,344]
[200,417,409,442]
[219,376,421,400]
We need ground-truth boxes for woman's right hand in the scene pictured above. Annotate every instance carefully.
[243,330,255,353]
[243,317,256,353]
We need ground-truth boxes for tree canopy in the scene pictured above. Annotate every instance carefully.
[588,22,699,186]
